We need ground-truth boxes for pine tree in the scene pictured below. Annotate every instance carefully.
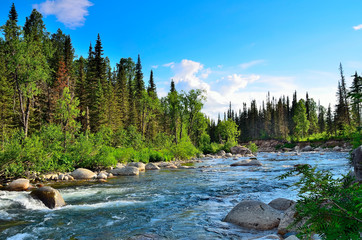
[349,72,362,127]
[318,102,326,133]
[326,104,334,136]
[147,70,156,96]
[293,99,310,139]
[74,56,88,131]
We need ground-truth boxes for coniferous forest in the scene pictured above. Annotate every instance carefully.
[0,4,361,177]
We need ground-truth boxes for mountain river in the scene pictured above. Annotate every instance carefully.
[0,151,351,240]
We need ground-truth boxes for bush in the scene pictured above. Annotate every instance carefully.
[247,142,258,154]
[172,137,199,160]
[223,141,237,153]
[279,165,362,239]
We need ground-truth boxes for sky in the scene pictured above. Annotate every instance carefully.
[1,0,362,119]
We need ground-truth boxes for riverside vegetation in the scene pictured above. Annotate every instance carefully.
[0,3,361,239]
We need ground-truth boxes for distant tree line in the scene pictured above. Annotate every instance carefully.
[207,63,361,142]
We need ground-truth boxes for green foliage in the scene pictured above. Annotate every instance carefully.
[222,141,236,153]
[279,165,362,239]
[171,136,199,160]
[216,119,240,144]
[293,99,310,139]
[246,141,258,154]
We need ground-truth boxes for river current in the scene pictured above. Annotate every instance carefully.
[0,152,350,240]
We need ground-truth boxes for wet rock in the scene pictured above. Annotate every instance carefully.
[111,166,139,176]
[333,146,341,151]
[230,146,252,155]
[199,154,205,158]
[268,198,295,211]
[30,186,66,209]
[158,162,178,169]
[230,159,262,167]
[145,163,160,170]
[107,173,113,178]
[58,174,65,181]
[71,168,97,179]
[250,234,281,240]
[225,153,233,158]
[128,162,146,171]
[224,200,281,230]
[7,178,30,191]
[67,175,74,181]
[284,236,299,240]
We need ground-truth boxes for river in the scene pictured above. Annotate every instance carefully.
[0,151,351,240]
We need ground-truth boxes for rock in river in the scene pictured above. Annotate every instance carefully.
[128,162,146,171]
[145,163,160,170]
[230,159,262,167]
[268,198,295,211]
[230,146,252,155]
[7,178,30,191]
[71,168,97,179]
[30,186,66,209]
[224,200,281,230]
[111,166,139,176]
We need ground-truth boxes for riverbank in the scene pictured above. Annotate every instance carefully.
[0,151,350,239]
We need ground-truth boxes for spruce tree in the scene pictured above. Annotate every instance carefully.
[349,72,362,127]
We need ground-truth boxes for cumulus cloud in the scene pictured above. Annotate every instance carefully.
[353,24,362,30]
[34,0,93,29]
[240,59,265,69]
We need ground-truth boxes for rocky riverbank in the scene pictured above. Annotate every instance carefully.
[251,139,352,152]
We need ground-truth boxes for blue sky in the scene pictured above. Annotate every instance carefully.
[2,0,362,118]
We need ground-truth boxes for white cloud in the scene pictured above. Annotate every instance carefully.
[353,24,362,30]
[162,62,175,68]
[240,59,265,69]
[34,0,93,29]
[152,65,159,69]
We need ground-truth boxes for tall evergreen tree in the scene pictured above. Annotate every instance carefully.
[349,72,362,127]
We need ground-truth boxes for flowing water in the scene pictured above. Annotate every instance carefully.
[0,152,351,240]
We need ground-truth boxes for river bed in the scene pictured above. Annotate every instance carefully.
[0,152,351,240]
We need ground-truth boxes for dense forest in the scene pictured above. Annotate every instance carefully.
[0,4,361,177]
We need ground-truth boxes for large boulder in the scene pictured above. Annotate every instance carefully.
[158,162,178,169]
[301,145,313,152]
[352,145,362,182]
[145,163,160,170]
[70,168,97,179]
[111,166,139,176]
[128,162,146,171]
[230,159,262,167]
[230,146,252,155]
[224,200,281,230]
[7,178,30,191]
[30,186,66,209]
[268,198,295,211]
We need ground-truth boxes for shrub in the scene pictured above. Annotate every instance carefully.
[223,141,237,152]
[247,141,258,154]
[172,137,200,160]
[278,165,362,239]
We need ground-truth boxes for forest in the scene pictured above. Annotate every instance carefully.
[0,4,361,177]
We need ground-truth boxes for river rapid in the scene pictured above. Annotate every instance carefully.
[0,152,350,240]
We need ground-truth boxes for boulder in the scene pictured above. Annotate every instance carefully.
[230,159,262,167]
[301,145,313,152]
[158,162,178,169]
[97,172,108,179]
[277,203,303,236]
[250,235,281,240]
[128,162,146,171]
[7,178,30,191]
[70,168,97,179]
[230,146,252,155]
[30,186,66,209]
[268,198,295,211]
[116,163,126,169]
[284,236,300,240]
[225,153,233,158]
[224,200,281,230]
[352,146,362,182]
[145,163,160,170]
[333,146,341,151]
[217,150,226,156]
[111,166,139,176]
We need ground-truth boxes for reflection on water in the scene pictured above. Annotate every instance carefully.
[0,152,350,240]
